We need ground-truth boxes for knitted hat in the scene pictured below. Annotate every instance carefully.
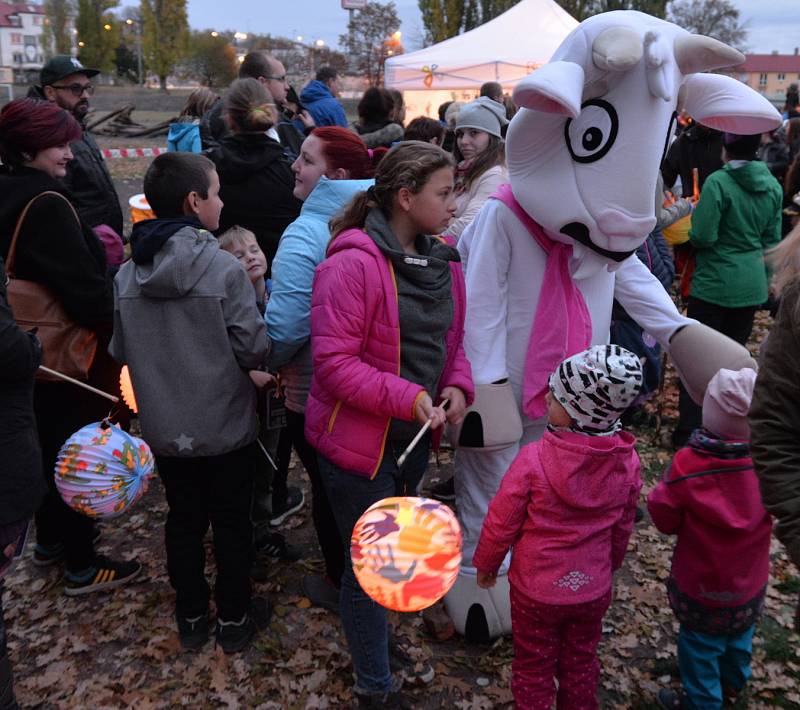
[548,345,643,435]
[455,96,508,138]
[702,367,757,440]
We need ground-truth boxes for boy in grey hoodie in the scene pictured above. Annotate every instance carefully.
[109,153,269,653]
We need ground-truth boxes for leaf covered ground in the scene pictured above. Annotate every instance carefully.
[6,312,800,709]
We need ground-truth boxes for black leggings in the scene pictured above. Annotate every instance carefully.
[278,409,344,585]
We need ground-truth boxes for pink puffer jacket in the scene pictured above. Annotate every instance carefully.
[305,228,474,478]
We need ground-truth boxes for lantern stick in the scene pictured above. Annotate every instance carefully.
[255,438,278,471]
[397,398,449,467]
[38,366,120,403]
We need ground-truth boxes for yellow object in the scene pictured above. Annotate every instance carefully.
[662,167,699,246]
[351,496,462,612]
[129,194,154,224]
[119,366,138,413]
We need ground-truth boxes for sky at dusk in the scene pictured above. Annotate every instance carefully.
[120,0,800,55]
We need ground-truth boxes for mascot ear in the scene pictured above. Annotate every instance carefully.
[513,61,585,118]
[679,73,782,134]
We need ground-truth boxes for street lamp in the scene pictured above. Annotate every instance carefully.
[103,23,112,31]
[125,17,145,87]
[210,31,219,37]
[315,39,325,48]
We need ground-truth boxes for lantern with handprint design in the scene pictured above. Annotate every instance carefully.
[351,496,462,612]
[55,421,155,519]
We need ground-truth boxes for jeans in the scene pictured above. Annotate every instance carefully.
[319,435,431,696]
[678,625,754,710]
[674,297,757,446]
[156,443,256,622]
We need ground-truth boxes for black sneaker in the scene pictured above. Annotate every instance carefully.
[254,527,302,562]
[177,613,210,651]
[33,527,102,567]
[388,637,435,686]
[63,555,141,596]
[269,486,305,527]
[429,477,455,502]
[657,688,683,709]
[216,596,272,654]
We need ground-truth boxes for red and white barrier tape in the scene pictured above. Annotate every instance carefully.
[101,147,166,159]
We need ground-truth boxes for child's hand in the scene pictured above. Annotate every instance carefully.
[415,393,447,430]
[440,386,467,425]
[477,570,497,589]
[249,370,277,389]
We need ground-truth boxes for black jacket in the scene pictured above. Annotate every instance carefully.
[27,86,123,235]
[0,257,47,525]
[661,125,724,197]
[206,134,302,269]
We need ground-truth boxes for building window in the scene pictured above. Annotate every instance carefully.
[12,53,23,64]
[24,35,37,47]
[10,33,22,44]
[778,73,786,81]
[759,73,768,87]
[33,15,42,25]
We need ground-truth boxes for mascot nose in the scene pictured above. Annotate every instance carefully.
[595,209,656,239]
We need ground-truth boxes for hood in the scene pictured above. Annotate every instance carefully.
[167,122,198,142]
[302,177,373,221]
[131,225,219,299]
[130,216,201,264]
[723,160,777,193]
[540,430,638,511]
[0,168,70,257]
[300,80,333,104]
[208,134,286,183]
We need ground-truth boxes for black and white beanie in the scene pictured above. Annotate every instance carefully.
[548,345,643,435]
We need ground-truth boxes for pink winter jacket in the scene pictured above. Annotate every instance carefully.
[473,429,642,605]
[304,228,474,478]
[647,444,772,609]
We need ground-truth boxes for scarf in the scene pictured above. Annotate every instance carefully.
[489,184,592,420]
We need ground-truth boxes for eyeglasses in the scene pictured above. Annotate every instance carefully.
[265,75,288,84]
[51,83,94,97]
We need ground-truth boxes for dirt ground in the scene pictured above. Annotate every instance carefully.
[3,136,800,709]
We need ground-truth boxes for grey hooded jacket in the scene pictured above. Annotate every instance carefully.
[110,226,267,457]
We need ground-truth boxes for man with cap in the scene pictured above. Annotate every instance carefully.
[31,56,123,237]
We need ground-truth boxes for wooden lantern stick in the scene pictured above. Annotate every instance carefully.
[397,398,449,467]
[38,366,119,403]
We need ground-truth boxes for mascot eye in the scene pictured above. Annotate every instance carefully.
[564,99,619,164]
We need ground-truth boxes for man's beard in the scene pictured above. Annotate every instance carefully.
[73,100,90,120]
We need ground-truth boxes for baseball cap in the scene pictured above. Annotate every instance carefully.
[40,55,100,87]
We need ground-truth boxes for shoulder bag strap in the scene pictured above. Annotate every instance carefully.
[6,190,81,277]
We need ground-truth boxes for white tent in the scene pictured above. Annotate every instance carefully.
[386,0,578,119]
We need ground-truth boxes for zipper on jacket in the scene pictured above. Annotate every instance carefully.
[327,400,343,434]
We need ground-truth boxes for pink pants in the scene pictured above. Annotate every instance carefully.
[510,587,612,710]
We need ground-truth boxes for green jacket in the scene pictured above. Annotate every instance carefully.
[689,161,782,307]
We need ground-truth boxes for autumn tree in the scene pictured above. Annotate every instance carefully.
[667,0,746,49]
[184,31,238,88]
[339,1,401,86]
[75,0,119,71]
[42,0,74,56]
[554,0,666,20]
[140,0,189,91]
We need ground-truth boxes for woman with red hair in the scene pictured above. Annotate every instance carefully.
[0,98,140,595]
[266,127,382,610]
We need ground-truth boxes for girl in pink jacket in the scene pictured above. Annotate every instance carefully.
[304,142,474,707]
[474,345,643,710]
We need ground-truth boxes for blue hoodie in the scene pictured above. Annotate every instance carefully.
[299,80,348,128]
[266,177,372,411]
[166,122,202,153]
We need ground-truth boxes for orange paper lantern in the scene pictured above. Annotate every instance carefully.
[119,365,138,413]
[351,496,462,612]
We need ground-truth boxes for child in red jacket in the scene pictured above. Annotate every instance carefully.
[649,367,771,710]
[474,344,644,710]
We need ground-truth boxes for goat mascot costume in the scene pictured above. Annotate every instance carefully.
[444,10,781,640]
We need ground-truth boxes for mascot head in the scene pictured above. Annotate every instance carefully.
[507,10,781,263]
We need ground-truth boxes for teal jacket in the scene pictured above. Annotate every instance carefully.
[689,161,782,308]
[266,177,373,411]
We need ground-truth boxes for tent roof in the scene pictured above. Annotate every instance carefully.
[385,0,578,91]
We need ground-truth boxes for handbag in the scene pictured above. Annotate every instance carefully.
[447,379,524,451]
[5,191,98,382]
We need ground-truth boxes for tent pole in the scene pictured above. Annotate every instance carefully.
[495,61,499,81]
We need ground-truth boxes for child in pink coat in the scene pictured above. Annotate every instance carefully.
[474,344,644,710]
[649,368,771,710]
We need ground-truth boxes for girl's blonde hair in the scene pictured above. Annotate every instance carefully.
[767,222,800,296]
[224,78,277,134]
[218,225,258,253]
[329,141,454,237]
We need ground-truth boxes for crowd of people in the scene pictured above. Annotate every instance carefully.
[0,47,799,710]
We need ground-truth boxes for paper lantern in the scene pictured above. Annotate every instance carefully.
[55,422,155,519]
[119,365,138,413]
[351,496,462,612]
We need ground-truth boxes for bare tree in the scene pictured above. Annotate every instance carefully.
[667,0,747,49]
[339,1,402,86]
